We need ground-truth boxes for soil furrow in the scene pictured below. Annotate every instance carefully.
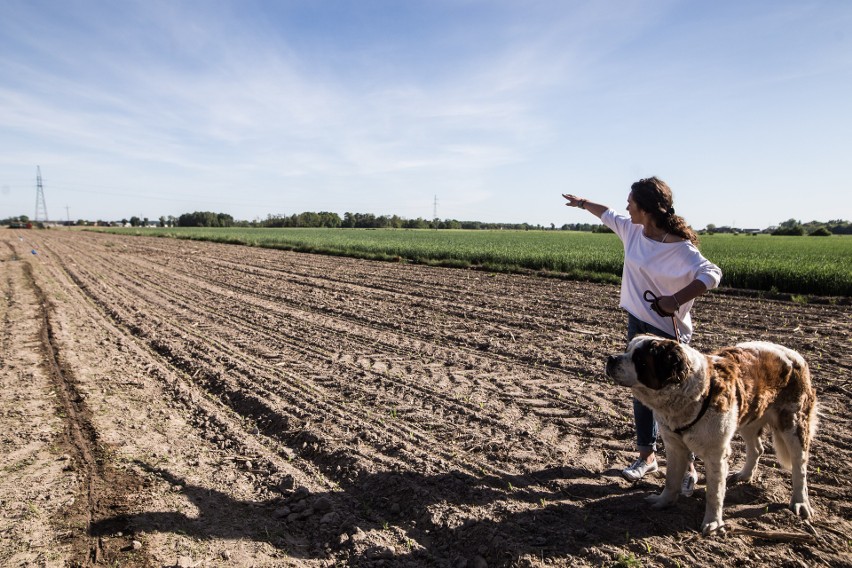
[43,237,532,482]
[46,233,612,454]
[19,258,153,566]
[56,243,561,483]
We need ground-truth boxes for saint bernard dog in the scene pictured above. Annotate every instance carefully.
[606,334,817,534]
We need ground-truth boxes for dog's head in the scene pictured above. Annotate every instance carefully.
[606,334,691,391]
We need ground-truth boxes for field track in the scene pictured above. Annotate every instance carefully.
[1,228,850,567]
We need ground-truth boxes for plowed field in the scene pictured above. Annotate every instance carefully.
[1,228,850,567]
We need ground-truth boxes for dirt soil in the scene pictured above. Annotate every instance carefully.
[1,228,850,567]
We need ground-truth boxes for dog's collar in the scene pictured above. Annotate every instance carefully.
[673,378,717,435]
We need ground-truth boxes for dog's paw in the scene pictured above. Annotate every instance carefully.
[790,500,813,520]
[645,492,676,509]
[729,470,755,484]
[701,518,725,536]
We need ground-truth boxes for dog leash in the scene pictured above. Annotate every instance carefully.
[643,289,681,343]
[644,288,716,435]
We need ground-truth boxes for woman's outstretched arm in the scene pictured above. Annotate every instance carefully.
[562,193,608,219]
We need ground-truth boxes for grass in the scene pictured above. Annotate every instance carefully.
[699,234,851,297]
[91,227,852,297]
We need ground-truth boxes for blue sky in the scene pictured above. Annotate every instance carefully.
[1,0,850,228]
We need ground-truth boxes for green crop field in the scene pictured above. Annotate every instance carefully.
[95,227,852,297]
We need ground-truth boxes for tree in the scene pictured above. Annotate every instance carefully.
[177,211,234,227]
[772,219,805,236]
[826,219,851,234]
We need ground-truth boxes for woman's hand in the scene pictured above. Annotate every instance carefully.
[563,194,605,219]
[645,290,681,317]
[655,295,680,316]
[563,194,584,208]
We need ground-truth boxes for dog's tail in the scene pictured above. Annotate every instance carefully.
[772,427,793,470]
[770,399,818,471]
[772,351,818,471]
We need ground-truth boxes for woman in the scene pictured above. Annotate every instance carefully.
[563,177,722,496]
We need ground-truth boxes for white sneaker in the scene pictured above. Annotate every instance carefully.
[681,469,698,496]
[622,458,658,481]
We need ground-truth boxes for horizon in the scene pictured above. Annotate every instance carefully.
[2,1,851,229]
[7,206,846,233]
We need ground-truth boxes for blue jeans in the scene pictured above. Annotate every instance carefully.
[626,313,681,454]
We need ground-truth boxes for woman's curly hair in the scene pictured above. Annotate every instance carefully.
[630,177,699,245]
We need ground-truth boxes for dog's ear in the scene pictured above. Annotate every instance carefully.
[634,339,688,390]
[658,341,689,387]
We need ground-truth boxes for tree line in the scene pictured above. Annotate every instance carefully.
[5,211,850,235]
[173,210,592,231]
[704,219,851,236]
[769,219,851,236]
[166,211,850,235]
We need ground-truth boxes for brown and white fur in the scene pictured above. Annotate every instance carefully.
[606,334,817,534]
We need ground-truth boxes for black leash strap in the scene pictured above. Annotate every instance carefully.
[643,289,681,343]
[674,378,717,435]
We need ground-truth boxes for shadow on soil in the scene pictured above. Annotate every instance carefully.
[90,461,711,566]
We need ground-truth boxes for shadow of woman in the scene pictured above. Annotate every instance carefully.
[90,460,697,565]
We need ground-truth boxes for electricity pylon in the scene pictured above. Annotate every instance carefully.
[34,166,49,222]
